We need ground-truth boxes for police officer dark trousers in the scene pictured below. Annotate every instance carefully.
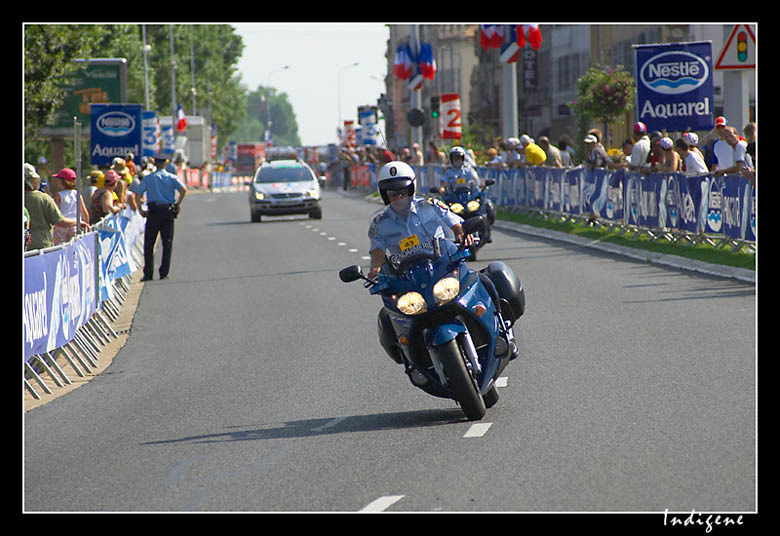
[134,153,187,281]
[144,203,176,280]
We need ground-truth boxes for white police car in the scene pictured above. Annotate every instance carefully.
[249,159,322,222]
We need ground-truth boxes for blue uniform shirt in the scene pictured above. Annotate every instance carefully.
[369,196,462,265]
[441,164,482,191]
[133,169,185,205]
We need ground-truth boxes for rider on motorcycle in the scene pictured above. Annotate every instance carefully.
[367,161,474,280]
[438,146,482,195]
[438,146,492,243]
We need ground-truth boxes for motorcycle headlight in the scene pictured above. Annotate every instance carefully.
[450,203,464,214]
[396,292,427,315]
[255,192,265,200]
[433,276,460,304]
[467,200,480,212]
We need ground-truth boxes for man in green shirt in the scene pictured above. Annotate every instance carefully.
[24,163,85,251]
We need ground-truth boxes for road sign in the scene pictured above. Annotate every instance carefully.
[440,93,462,139]
[715,24,756,70]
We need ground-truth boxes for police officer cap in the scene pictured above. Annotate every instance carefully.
[154,151,172,162]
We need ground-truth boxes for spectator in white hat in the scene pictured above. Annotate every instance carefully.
[653,136,681,172]
[584,134,608,170]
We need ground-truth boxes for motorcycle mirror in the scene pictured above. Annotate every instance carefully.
[462,216,484,235]
[339,265,364,283]
[485,178,496,187]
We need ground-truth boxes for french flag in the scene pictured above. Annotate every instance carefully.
[517,24,543,51]
[500,25,521,63]
[393,45,408,79]
[419,42,436,80]
[176,103,187,132]
[479,25,504,50]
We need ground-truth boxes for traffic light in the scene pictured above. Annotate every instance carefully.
[430,96,440,118]
[737,31,748,62]
[407,108,425,127]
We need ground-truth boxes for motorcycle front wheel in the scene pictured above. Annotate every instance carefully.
[438,338,487,421]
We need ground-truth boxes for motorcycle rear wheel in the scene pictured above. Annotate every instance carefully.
[439,338,487,421]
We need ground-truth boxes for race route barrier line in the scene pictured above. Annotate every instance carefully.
[339,162,755,249]
[23,207,146,402]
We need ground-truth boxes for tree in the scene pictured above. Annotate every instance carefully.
[570,65,635,147]
[236,86,300,146]
[24,24,248,164]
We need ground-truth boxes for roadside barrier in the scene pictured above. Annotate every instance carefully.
[23,207,145,400]
[329,163,756,252]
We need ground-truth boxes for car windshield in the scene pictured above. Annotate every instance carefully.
[255,165,312,183]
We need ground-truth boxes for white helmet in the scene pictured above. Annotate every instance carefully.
[448,146,466,164]
[377,161,416,205]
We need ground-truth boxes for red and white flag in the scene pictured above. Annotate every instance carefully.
[517,24,543,51]
[479,25,504,50]
[176,103,188,132]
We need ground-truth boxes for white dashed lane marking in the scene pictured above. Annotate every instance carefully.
[359,495,405,512]
[463,422,493,438]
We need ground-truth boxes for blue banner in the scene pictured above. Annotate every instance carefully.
[23,234,99,361]
[90,103,143,166]
[141,110,159,158]
[635,41,715,132]
[411,164,753,244]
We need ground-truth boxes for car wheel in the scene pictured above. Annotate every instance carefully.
[251,210,262,222]
[309,208,322,219]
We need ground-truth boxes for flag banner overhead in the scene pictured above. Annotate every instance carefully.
[176,103,188,132]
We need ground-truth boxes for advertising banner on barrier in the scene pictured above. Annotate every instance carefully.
[23,234,99,362]
[425,165,752,242]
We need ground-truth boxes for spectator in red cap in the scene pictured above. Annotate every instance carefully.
[24,163,86,251]
[52,168,90,245]
[711,117,732,174]
[622,122,651,172]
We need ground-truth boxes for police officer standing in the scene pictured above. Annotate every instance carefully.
[133,152,187,281]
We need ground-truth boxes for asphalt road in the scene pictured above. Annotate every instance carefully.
[23,188,756,513]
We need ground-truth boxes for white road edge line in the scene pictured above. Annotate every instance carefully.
[463,422,493,438]
[359,495,405,512]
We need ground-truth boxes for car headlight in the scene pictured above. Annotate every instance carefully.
[450,203,464,214]
[433,276,459,304]
[255,192,265,200]
[305,188,320,199]
[467,200,480,212]
[396,292,427,315]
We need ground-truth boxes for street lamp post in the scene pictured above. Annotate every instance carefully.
[338,62,359,134]
[264,65,290,140]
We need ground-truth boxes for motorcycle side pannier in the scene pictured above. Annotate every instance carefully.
[482,262,525,321]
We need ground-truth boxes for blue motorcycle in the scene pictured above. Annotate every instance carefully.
[339,217,524,421]
[430,179,496,261]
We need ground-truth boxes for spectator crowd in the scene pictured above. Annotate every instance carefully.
[24,152,181,252]
[331,115,756,191]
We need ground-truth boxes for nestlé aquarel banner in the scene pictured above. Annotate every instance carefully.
[634,41,715,133]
